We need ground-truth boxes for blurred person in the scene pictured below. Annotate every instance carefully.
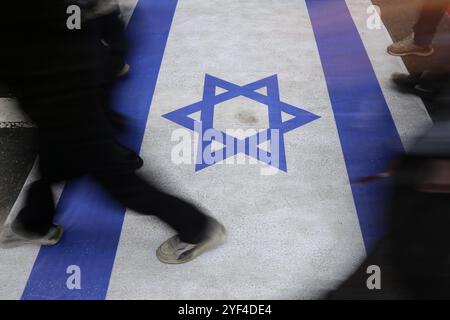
[89,0,133,130]
[0,1,225,264]
[388,0,450,57]
[327,129,450,299]
[326,84,450,300]
[89,0,130,78]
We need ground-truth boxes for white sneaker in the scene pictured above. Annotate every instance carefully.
[156,218,226,264]
[0,223,64,249]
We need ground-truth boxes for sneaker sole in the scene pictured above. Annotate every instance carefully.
[387,47,434,57]
[156,225,227,265]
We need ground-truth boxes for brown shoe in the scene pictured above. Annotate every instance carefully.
[388,34,434,57]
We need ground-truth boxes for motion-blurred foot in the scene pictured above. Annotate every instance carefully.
[391,72,422,88]
[388,34,434,57]
[156,217,226,264]
[117,63,130,78]
[0,223,63,248]
[391,71,446,99]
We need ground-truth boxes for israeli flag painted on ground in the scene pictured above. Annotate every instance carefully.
[0,0,431,299]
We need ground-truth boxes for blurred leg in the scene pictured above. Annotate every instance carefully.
[15,179,55,235]
[414,0,450,46]
[94,171,209,244]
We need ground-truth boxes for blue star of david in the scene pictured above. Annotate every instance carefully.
[162,74,320,172]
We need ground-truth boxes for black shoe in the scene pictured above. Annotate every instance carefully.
[391,72,442,100]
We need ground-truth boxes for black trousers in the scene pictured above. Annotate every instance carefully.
[414,0,450,46]
[18,172,208,244]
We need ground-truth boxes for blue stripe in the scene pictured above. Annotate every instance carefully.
[306,0,404,251]
[21,0,178,300]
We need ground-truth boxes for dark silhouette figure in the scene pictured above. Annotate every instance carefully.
[0,1,225,264]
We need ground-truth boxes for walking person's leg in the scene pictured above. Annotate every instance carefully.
[414,0,450,46]
[14,179,56,235]
[94,170,226,264]
[388,0,450,56]
[0,179,63,248]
